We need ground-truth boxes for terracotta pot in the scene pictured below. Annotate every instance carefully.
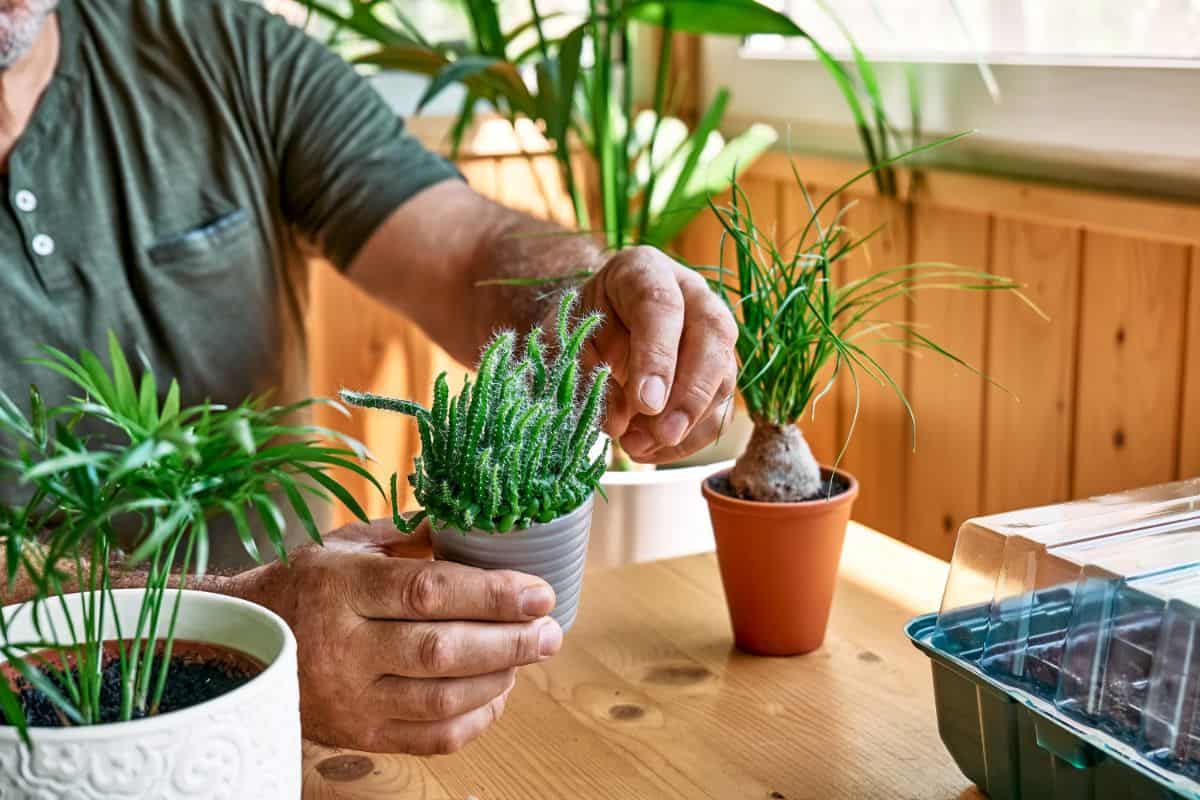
[702,467,859,656]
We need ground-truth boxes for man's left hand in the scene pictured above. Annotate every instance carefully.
[569,246,739,464]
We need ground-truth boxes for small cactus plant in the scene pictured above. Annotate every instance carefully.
[341,291,611,534]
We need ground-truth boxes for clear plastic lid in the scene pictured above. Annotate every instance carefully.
[981,518,1200,692]
[932,479,1200,782]
[934,478,1200,655]
[1140,571,1200,778]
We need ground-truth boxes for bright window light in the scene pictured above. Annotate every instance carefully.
[748,0,1200,64]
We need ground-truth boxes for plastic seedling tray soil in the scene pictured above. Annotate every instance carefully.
[908,613,1200,800]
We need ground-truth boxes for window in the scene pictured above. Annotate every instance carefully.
[263,1,587,116]
[750,0,1200,64]
[704,1,1200,196]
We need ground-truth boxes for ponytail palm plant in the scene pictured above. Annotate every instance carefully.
[706,134,1035,502]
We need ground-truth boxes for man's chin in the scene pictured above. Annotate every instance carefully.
[0,0,57,69]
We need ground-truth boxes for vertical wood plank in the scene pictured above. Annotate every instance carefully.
[1179,247,1200,477]
[836,196,912,539]
[983,220,1082,513]
[1073,233,1190,497]
[903,207,991,559]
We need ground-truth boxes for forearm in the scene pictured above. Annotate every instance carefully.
[346,181,605,365]
[465,210,605,351]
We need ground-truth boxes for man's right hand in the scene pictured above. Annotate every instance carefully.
[224,519,562,754]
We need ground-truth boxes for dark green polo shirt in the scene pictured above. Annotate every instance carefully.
[2,0,458,408]
[1,0,459,562]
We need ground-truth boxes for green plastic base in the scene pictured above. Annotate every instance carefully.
[908,614,1198,800]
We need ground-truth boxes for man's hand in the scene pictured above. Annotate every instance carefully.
[571,246,739,464]
[226,520,562,754]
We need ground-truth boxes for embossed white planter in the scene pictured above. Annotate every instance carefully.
[0,589,300,800]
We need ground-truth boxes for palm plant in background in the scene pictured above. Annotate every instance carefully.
[704,133,1035,503]
[0,336,378,738]
[341,290,610,533]
[293,1,995,230]
[296,0,807,249]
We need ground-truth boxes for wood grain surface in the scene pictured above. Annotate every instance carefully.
[301,524,981,800]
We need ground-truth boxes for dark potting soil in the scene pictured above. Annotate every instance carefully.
[3,640,264,727]
[706,472,851,502]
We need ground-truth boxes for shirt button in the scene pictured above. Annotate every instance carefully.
[14,190,37,212]
[31,234,55,256]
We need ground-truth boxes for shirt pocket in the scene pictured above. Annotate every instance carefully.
[147,208,252,272]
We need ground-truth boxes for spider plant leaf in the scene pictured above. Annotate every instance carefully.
[299,0,413,45]
[253,494,289,564]
[352,43,449,75]
[648,122,777,247]
[299,465,371,524]
[416,57,536,117]
[161,379,181,425]
[224,500,262,565]
[106,332,139,419]
[622,0,805,36]
[547,23,585,145]
[5,651,83,725]
[0,677,30,744]
[280,474,323,547]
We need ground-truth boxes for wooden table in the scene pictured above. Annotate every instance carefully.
[301,523,984,799]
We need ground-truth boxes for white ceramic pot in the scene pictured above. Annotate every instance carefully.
[589,459,734,569]
[0,589,300,800]
[587,411,752,570]
[431,497,593,633]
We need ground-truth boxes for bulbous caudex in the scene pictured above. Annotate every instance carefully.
[729,422,823,503]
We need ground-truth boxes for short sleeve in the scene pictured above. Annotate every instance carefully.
[238,7,462,270]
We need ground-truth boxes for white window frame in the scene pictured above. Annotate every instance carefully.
[702,37,1200,197]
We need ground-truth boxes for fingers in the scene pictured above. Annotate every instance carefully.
[623,393,735,464]
[621,277,737,459]
[352,692,512,755]
[367,668,517,722]
[348,557,556,622]
[599,247,686,417]
[358,617,563,678]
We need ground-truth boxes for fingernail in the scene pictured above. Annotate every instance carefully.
[520,585,555,617]
[538,619,563,657]
[621,430,653,455]
[660,411,690,446]
[639,376,668,412]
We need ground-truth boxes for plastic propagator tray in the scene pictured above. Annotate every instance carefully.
[911,479,1200,799]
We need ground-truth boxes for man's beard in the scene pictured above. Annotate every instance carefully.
[0,0,59,70]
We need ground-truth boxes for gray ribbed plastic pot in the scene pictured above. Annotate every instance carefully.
[430,497,594,633]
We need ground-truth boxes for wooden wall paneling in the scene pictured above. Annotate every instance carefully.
[903,206,992,560]
[834,196,913,539]
[307,263,422,525]
[1178,247,1200,477]
[982,220,1082,514]
[1072,233,1190,497]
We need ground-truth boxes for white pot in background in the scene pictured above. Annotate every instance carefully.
[0,589,300,800]
[589,408,753,570]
